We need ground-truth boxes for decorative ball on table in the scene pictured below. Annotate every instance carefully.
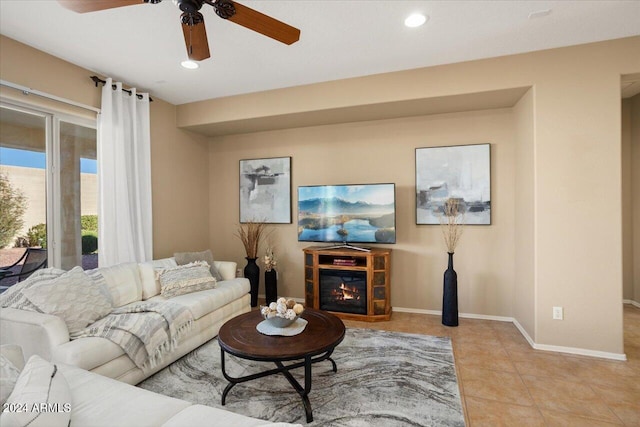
[260,297,304,328]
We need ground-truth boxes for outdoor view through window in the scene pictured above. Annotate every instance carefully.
[0,105,97,288]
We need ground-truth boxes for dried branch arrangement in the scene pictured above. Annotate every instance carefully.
[263,246,277,272]
[439,198,465,253]
[235,222,270,258]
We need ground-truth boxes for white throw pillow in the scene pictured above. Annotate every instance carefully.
[22,266,112,337]
[85,262,143,307]
[0,355,71,427]
[0,268,66,312]
[0,354,21,406]
[158,261,216,298]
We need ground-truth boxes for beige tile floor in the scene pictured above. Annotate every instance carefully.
[342,304,640,426]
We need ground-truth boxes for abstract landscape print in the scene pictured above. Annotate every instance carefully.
[240,156,291,223]
[416,144,491,225]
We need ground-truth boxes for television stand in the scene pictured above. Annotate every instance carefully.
[322,242,371,252]
[303,246,392,322]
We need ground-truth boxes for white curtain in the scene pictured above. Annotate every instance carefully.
[97,78,152,266]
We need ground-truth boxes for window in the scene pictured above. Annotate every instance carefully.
[0,102,97,278]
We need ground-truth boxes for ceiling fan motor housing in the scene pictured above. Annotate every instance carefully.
[176,0,204,14]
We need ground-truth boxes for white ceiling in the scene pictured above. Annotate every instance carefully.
[1,1,639,105]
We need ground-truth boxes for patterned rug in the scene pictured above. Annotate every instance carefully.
[138,328,465,426]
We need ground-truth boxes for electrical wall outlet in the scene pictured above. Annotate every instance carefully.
[553,306,563,320]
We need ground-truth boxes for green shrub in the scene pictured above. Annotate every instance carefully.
[81,215,98,232]
[81,231,98,254]
[0,174,27,248]
[25,223,47,248]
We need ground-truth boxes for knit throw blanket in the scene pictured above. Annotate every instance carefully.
[75,300,194,371]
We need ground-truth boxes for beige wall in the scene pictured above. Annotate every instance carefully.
[513,88,536,338]
[209,109,516,316]
[149,99,210,258]
[192,36,640,356]
[631,95,640,303]
[0,35,209,259]
[622,99,633,301]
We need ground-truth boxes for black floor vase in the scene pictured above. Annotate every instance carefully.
[442,252,459,327]
[244,257,260,307]
[264,269,278,305]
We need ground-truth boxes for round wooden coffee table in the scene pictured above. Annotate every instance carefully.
[218,308,345,423]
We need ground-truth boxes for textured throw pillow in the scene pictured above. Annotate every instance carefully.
[22,266,113,337]
[140,258,179,300]
[174,249,223,281]
[0,355,71,427]
[159,261,216,298]
[0,354,21,406]
[85,262,142,308]
[0,268,66,312]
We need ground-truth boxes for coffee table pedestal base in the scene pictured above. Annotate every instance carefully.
[220,349,338,423]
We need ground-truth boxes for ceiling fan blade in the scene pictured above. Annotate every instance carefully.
[58,0,146,13]
[225,1,300,45]
[181,13,211,61]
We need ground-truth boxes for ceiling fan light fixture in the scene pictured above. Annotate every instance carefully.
[181,60,199,69]
[404,13,427,28]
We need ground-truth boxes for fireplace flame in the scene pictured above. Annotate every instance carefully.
[339,282,360,300]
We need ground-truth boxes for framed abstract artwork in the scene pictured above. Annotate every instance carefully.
[239,156,292,223]
[416,143,491,225]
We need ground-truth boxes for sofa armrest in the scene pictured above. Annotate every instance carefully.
[0,344,25,371]
[0,307,70,362]
[214,261,238,281]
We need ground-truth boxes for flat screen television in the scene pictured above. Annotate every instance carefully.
[297,183,396,245]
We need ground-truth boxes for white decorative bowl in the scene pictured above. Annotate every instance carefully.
[263,314,298,328]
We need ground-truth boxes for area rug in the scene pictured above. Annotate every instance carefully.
[138,328,465,426]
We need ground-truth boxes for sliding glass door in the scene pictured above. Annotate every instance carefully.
[0,102,97,277]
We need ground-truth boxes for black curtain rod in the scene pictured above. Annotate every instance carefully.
[90,76,153,102]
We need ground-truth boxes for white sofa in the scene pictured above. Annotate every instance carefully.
[0,258,251,385]
[1,345,301,427]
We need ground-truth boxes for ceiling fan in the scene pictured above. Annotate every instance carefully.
[58,0,301,61]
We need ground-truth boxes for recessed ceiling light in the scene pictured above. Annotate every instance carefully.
[181,60,199,70]
[405,13,427,28]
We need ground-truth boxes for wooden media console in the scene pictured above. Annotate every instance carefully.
[303,246,391,321]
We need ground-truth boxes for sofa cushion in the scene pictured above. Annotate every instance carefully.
[158,262,217,299]
[161,404,280,427]
[174,249,223,281]
[0,345,25,372]
[52,337,125,372]
[0,355,71,427]
[22,267,113,337]
[149,278,250,320]
[140,258,178,300]
[86,262,143,307]
[0,268,66,312]
[0,353,20,406]
[58,362,191,427]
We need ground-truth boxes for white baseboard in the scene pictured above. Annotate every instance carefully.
[533,342,627,361]
[623,299,640,309]
[395,306,627,361]
[393,306,513,322]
